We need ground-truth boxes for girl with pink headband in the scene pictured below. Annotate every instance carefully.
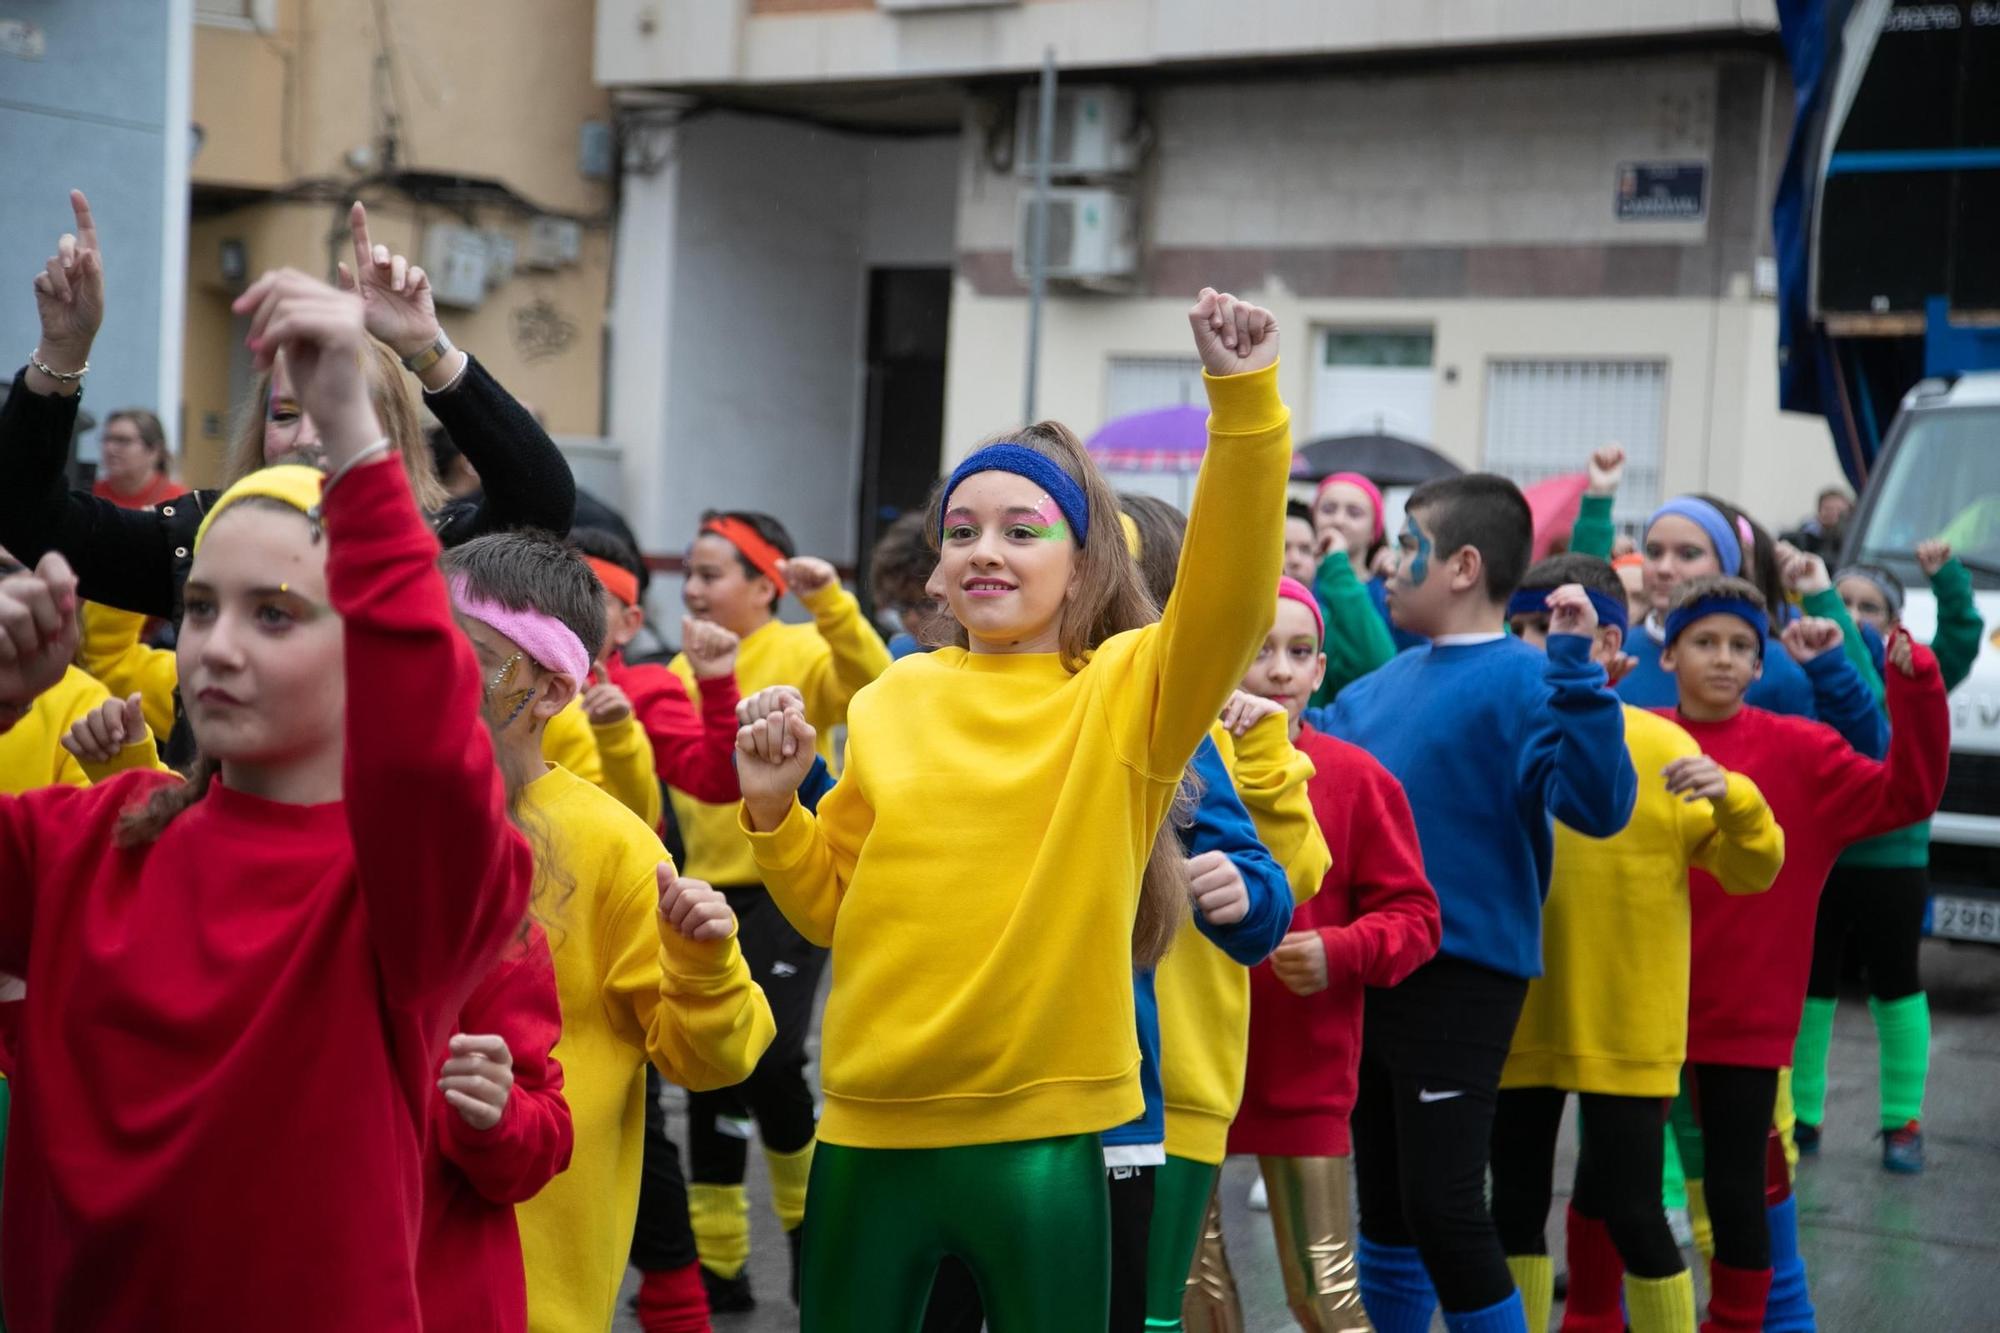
[1306,472,1403,702]
[442,530,777,1333]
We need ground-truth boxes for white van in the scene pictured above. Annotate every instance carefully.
[1844,373,2000,945]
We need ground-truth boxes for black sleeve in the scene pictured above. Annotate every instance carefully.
[0,367,183,618]
[426,354,577,545]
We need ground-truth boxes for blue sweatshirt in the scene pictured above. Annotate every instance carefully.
[1103,735,1291,1151]
[1615,621,1887,758]
[1799,642,1886,759]
[1307,633,1636,979]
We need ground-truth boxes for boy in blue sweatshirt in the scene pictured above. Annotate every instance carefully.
[1305,472,1637,1333]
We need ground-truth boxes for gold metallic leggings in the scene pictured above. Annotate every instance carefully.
[1178,1156,1371,1333]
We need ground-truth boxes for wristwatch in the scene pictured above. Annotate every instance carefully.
[400,329,455,375]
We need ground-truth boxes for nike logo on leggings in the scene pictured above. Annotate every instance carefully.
[1417,1088,1465,1103]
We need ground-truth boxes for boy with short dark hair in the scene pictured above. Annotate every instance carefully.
[1307,473,1637,1333]
[1652,575,1949,1332]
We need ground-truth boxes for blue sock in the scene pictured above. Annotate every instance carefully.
[1358,1236,1439,1333]
[1764,1195,1817,1331]
[1442,1288,1528,1333]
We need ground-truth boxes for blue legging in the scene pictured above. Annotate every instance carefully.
[800,1134,1110,1332]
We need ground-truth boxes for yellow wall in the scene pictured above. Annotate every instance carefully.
[186,0,612,458]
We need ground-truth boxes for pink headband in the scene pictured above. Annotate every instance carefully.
[1316,471,1385,541]
[449,574,592,687]
[1277,576,1324,646]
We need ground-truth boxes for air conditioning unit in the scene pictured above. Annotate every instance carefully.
[524,216,582,270]
[1014,85,1137,177]
[421,224,490,309]
[1013,187,1136,283]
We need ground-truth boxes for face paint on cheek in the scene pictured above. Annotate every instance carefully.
[1401,514,1432,587]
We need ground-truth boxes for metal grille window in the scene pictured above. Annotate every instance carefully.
[1104,356,1205,420]
[1483,360,1667,529]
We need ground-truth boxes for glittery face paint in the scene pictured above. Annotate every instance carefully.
[481,650,536,729]
[1401,513,1433,587]
[1019,494,1070,542]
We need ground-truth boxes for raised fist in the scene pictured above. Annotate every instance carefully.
[1780,616,1842,664]
[1586,445,1625,498]
[1187,288,1279,378]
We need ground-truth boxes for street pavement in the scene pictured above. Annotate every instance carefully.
[617,936,2000,1331]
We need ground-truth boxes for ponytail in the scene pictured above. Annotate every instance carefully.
[115,754,218,847]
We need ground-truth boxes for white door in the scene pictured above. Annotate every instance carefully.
[1311,331,1436,441]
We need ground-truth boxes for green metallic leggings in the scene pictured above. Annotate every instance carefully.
[1143,1154,1221,1330]
[800,1134,1110,1332]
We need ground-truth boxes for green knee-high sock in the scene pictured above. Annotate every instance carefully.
[1871,992,1931,1128]
[1792,997,1837,1129]
[1662,1122,1687,1212]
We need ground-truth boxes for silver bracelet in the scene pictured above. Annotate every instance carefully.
[28,349,88,383]
[317,437,395,502]
[401,329,455,375]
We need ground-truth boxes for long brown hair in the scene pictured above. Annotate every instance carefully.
[924,420,1195,967]
[226,339,447,512]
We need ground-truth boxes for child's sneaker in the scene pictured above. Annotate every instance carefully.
[1881,1121,1925,1174]
[1794,1120,1821,1155]
[700,1265,756,1313]
[1248,1176,1268,1211]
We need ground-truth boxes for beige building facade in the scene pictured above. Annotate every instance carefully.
[182,0,613,486]
[597,0,1844,571]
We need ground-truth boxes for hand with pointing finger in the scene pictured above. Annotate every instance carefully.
[336,200,443,363]
[62,692,150,764]
[29,190,104,389]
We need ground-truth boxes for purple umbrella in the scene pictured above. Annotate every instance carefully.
[1090,405,1310,474]
[1087,405,1210,471]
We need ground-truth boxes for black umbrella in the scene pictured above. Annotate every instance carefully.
[1296,432,1463,487]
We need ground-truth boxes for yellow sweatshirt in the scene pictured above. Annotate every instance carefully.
[514,764,776,1333]
[1502,707,1783,1098]
[741,364,1292,1150]
[0,666,114,794]
[76,602,179,741]
[1158,716,1328,1165]
[592,709,664,830]
[670,582,891,886]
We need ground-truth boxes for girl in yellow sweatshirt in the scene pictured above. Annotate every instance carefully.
[439,531,777,1333]
[735,289,1293,1332]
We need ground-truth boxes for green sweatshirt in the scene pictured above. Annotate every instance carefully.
[1308,550,1397,706]
[1842,557,1984,868]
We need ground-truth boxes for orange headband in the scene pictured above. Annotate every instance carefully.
[586,556,640,608]
[1612,553,1644,570]
[701,517,789,597]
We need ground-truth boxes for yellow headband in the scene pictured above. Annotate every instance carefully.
[1119,511,1142,559]
[192,464,325,553]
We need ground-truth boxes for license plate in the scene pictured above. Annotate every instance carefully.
[1932,895,2000,943]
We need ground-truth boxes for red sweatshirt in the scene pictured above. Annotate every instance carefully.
[1664,639,1950,1069]
[1229,726,1439,1157]
[420,924,574,1333]
[605,651,742,807]
[0,458,533,1332]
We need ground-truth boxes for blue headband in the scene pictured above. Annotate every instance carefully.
[1663,595,1769,649]
[940,444,1090,546]
[1506,586,1629,638]
[1647,497,1742,577]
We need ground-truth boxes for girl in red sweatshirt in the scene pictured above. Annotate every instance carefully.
[1229,577,1440,1331]
[0,268,533,1332]
[1654,576,1949,1332]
